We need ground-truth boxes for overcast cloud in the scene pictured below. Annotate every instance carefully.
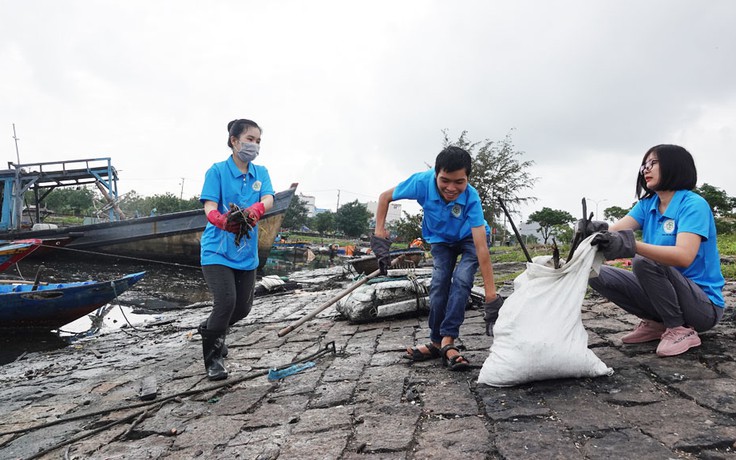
[2,0,734,226]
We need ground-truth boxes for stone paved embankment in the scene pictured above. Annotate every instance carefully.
[1,266,735,459]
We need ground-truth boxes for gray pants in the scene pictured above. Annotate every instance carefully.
[201,264,256,331]
[589,256,723,331]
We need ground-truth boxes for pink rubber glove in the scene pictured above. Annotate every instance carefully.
[207,210,240,233]
[244,202,266,225]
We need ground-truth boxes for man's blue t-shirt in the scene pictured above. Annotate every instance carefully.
[199,156,274,270]
[629,189,724,307]
[392,169,487,244]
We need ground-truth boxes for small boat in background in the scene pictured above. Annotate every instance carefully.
[0,271,146,331]
[0,239,41,272]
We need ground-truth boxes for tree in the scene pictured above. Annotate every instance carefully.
[696,183,736,234]
[551,223,573,245]
[42,187,96,216]
[443,130,538,236]
[142,192,200,214]
[527,207,574,244]
[696,183,736,217]
[603,205,630,222]
[282,195,310,230]
[335,200,372,237]
[390,210,423,243]
[117,190,200,217]
[311,211,335,237]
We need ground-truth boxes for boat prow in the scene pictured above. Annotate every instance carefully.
[0,271,147,331]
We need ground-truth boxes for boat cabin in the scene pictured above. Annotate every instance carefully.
[0,158,120,232]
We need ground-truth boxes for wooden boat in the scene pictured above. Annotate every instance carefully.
[0,158,297,267]
[348,248,426,275]
[0,272,146,331]
[0,239,41,272]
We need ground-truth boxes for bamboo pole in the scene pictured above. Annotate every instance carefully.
[277,255,403,337]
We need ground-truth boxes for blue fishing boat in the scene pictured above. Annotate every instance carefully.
[0,272,146,331]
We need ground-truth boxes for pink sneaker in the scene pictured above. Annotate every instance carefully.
[656,326,701,357]
[621,320,666,344]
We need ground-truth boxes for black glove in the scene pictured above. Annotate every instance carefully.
[574,219,609,239]
[591,230,636,260]
[483,295,505,337]
[370,235,392,275]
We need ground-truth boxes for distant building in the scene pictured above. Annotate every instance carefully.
[366,201,402,223]
[517,220,543,243]
[298,194,317,217]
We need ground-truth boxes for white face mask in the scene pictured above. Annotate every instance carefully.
[236,142,259,163]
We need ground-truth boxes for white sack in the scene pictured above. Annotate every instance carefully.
[335,277,431,322]
[478,235,613,387]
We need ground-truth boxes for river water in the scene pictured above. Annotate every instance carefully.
[0,250,343,365]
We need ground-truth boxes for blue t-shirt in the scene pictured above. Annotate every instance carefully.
[629,190,724,307]
[392,169,487,244]
[199,156,275,270]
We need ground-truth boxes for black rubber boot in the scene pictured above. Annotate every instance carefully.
[200,320,228,358]
[199,324,228,381]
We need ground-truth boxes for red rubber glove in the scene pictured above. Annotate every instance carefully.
[207,210,240,233]
[244,202,266,225]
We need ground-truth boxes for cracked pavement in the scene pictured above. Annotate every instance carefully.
[1,264,735,459]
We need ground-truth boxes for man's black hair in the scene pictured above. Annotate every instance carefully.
[435,146,472,176]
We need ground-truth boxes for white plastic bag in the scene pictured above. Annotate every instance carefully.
[478,235,613,387]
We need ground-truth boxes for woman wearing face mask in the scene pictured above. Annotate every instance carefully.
[588,144,725,357]
[197,118,275,380]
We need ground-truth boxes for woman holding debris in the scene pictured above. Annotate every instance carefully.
[589,144,725,357]
[198,119,275,380]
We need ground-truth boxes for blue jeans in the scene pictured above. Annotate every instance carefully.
[428,236,480,343]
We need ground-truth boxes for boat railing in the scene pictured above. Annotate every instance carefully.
[7,157,119,188]
[3,157,121,231]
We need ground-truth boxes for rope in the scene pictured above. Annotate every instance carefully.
[0,341,337,439]
[406,270,429,313]
[32,243,203,270]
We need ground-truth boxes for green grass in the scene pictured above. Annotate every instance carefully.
[719,233,736,279]
[287,232,736,280]
[486,234,736,280]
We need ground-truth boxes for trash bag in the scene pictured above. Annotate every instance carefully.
[478,234,613,387]
[336,277,431,323]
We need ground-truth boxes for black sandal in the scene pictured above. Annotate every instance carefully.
[440,345,470,372]
[403,343,441,361]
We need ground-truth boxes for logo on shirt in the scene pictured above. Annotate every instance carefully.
[451,204,462,218]
[663,219,675,234]
[253,181,262,192]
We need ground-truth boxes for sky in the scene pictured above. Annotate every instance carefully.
[2,0,735,229]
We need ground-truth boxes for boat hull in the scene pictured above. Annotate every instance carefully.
[0,240,41,272]
[0,185,297,267]
[0,272,146,331]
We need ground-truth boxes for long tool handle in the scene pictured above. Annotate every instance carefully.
[277,255,403,337]
[498,198,532,263]
[565,197,592,263]
[31,265,45,292]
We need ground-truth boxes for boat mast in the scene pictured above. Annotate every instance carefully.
[12,123,20,165]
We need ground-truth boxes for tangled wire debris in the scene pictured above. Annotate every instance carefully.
[227,203,256,246]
